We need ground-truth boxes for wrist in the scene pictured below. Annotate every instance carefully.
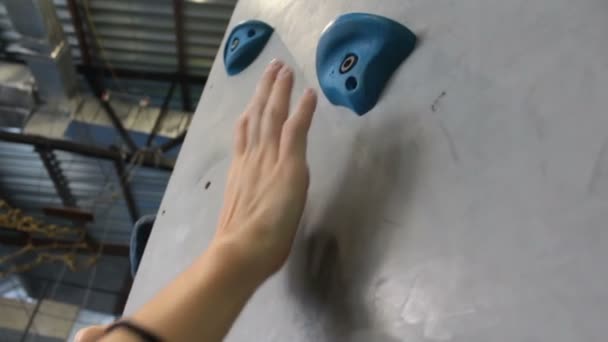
[203,234,270,288]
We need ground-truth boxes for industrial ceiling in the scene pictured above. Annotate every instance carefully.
[0,0,237,250]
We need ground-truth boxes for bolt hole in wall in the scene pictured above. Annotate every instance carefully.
[205,181,211,190]
[345,76,358,91]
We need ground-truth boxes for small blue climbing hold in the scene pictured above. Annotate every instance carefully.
[316,13,417,115]
[129,214,156,277]
[224,20,274,76]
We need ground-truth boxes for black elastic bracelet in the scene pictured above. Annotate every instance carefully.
[104,320,162,342]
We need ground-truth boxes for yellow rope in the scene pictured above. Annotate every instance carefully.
[0,148,147,276]
[0,200,100,277]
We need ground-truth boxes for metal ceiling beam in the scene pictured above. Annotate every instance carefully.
[0,131,175,171]
[35,147,77,207]
[0,130,116,159]
[112,148,140,224]
[84,74,139,154]
[172,0,193,112]
[146,79,177,147]
[160,130,187,153]
[99,98,139,153]
[77,65,206,86]
[43,207,95,222]
[42,206,99,249]
[66,0,92,66]
[33,149,104,257]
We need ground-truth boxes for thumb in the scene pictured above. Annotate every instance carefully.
[74,324,108,342]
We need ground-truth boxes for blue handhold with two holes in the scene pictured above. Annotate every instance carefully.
[316,13,417,115]
[224,20,274,76]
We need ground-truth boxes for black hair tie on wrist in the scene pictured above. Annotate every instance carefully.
[104,320,162,342]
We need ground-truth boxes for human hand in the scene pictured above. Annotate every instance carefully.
[212,60,317,280]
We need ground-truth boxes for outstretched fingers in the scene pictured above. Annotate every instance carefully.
[243,59,283,148]
[261,65,294,147]
[280,88,317,160]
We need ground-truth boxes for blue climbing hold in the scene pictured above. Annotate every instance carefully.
[224,20,274,76]
[316,13,417,115]
[130,214,156,277]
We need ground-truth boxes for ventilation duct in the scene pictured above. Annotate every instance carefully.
[4,0,77,106]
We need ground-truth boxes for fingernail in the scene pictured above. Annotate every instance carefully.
[305,88,315,96]
[278,65,292,78]
[268,59,282,70]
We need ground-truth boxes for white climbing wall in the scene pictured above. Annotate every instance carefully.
[126,0,608,340]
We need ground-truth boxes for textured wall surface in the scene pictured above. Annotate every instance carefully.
[127,0,608,340]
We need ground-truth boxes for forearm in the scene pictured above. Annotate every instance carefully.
[101,238,264,342]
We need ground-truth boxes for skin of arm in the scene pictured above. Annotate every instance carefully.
[76,59,317,342]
